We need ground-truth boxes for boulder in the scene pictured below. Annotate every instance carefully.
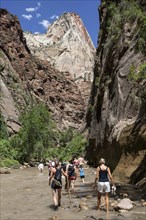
[116,198,133,211]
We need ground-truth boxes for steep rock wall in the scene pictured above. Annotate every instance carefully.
[24,12,95,106]
[86,0,146,185]
[0,9,85,134]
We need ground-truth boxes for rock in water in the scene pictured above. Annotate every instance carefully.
[117,198,133,210]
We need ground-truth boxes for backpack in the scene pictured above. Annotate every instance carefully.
[54,168,62,181]
[68,164,75,177]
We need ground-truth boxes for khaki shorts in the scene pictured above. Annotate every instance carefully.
[97,182,110,193]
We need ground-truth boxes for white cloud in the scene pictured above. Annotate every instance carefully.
[34,32,40,35]
[37,2,41,7]
[36,13,41,18]
[22,14,32,20]
[25,8,36,12]
[50,14,59,20]
[39,20,50,29]
[25,2,41,12]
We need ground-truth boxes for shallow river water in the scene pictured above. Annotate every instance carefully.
[1,166,146,220]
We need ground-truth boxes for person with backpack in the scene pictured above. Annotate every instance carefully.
[93,158,115,212]
[48,160,66,210]
[66,159,76,192]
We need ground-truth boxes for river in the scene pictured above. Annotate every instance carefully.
[1,166,146,220]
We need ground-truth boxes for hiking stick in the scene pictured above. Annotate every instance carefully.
[66,176,71,204]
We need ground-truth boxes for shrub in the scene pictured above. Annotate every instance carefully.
[128,62,146,81]
[0,139,14,159]
[0,114,9,139]
[0,139,19,167]
[0,158,20,168]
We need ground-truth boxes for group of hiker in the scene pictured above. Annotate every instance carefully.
[38,156,115,212]
[47,156,86,210]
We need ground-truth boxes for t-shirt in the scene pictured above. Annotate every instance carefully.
[38,163,44,170]
[79,168,85,177]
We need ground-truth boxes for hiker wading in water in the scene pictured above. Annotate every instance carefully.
[49,160,66,210]
[93,158,115,212]
[67,159,77,192]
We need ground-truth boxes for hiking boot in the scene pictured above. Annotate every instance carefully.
[58,203,61,207]
[54,205,58,211]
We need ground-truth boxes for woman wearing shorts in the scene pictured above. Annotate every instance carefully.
[49,161,66,210]
[93,158,115,212]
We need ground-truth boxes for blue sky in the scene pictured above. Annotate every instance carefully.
[1,0,101,47]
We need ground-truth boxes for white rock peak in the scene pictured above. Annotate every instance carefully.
[24,12,95,93]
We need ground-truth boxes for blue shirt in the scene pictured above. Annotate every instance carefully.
[79,168,85,177]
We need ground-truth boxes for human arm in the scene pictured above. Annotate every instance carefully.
[61,168,67,177]
[93,167,99,187]
[48,167,55,185]
[107,167,114,186]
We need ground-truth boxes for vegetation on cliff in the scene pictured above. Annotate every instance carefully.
[0,103,86,167]
[104,0,146,55]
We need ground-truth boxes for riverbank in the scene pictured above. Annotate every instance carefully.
[1,166,146,220]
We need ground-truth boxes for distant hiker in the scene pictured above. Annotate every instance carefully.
[78,156,85,166]
[73,157,79,168]
[67,159,76,192]
[48,160,66,210]
[38,162,44,173]
[93,158,115,212]
[79,164,85,183]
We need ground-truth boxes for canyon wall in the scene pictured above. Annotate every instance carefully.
[0,9,94,133]
[85,0,146,187]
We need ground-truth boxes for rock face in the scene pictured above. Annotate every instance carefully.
[0,9,89,133]
[85,0,146,185]
[24,12,95,105]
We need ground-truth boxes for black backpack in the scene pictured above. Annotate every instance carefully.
[68,164,75,177]
[54,168,62,181]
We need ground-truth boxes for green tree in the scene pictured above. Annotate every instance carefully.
[58,127,75,147]
[11,103,57,162]
[55,132,86,161]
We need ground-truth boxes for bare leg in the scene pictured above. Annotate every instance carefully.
[52,189,58,206]
[64,177,67,189]
[71,180,75,191]
[97,191,101,210]
[105,192,109,212]
[58,188,62,206]
[68,179,71,189]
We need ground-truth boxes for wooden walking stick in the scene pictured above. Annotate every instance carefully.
[66,176,72,204]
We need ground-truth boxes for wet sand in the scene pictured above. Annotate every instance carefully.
[1,166,146,220]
